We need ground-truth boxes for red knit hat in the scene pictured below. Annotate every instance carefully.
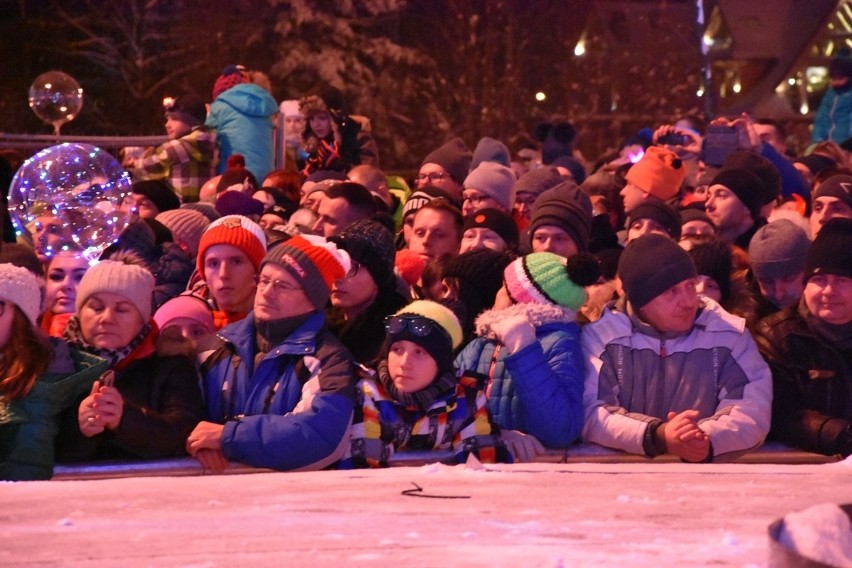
[625,146,686,201]
[261,235,350,310]
[212,65,248,101]
[197,214,267,275]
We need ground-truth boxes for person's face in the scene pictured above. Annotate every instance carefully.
[416,164,462,201]
[165,116,191,140]
[627,218,670,243]
[619,182,648,214]
[29,214,64,263]
[161,318,212,343]
[752,123,786,156]
[259,213,288,231]
[694,275,722,303]
[302,190,326,212]
[681,219,715,239]
[132,193,160,219]
[461,189,502,217]
[203,244,257,312]
[0,299,14,349]
[409,209,460,262]
[514,192,537,221]
[804,273,852,325]
[312,196,355,237]
[79,292,145,350]
[45,254,88,315]
[531,225,579,258]
[330,260,378,317]
[810,196,852,236]
[284,114,304,142]
[254,263,315,321]
[705,184,752,235]
[309,112,332,139]
[638,278,700,334]
[459,227,507,254]
[387,339,439,393]
[757,272,804,308]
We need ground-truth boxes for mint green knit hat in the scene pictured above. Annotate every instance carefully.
[503,252,600,310]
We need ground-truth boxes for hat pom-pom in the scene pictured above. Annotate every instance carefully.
[566,252,601,287]
[227,154,246,169]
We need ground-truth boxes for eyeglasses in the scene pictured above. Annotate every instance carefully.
[515,193,538,208]
[462,193,494,206]
[257,275,301,293]
[344,260,361,279]
[416,172,448,184]
[384,314,449,341]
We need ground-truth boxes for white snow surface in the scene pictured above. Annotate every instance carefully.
[2,461,852,567]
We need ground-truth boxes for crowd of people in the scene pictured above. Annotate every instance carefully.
[1,61,852,481]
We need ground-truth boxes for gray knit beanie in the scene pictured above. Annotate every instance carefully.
[0,263,42,326]
[749,220,810,281]
[463,162,517,211]
[76,258,156,321]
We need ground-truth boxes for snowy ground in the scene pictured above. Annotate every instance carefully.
[2,460,852,567]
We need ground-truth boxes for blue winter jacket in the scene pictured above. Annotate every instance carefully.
[453,303,586,448]
[200,311,357,471]
[812,85,852,144]
[206,83,278,181]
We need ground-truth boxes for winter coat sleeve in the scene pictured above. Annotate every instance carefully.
[499,330,585,448]
[220,342,356,471]
[581,318,660,456]
[694,330,772,459]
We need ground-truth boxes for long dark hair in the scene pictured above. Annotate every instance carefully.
[0,305,52,401]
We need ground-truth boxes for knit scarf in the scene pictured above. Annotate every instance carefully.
[799,299,852,351]
[64,316,152,369]
[376,359,458,414]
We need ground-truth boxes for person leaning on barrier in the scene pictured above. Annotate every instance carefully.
[582,234,772,462]
[187,235,358,472]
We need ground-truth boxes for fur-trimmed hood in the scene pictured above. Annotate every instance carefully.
[474,302,578,340]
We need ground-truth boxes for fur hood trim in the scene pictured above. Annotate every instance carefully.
[474,302,577,339]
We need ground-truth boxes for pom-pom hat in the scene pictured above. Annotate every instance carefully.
[503,252,599,311]
[261,235,350,310]
[76,259,156,322]
[197,215,267,275]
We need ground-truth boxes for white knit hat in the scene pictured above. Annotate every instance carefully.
[76,259,156,321]
[0,263,41,326]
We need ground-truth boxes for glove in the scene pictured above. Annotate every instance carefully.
[489,315,535,353]
[500,429,546,463]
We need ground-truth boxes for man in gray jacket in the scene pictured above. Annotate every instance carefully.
[581,234,772,462]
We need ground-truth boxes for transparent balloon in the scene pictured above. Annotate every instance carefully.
[8,143,135,263]
[28,71,84,135]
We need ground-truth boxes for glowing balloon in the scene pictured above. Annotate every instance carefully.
[8,143,135,263]
[28,71,84,135]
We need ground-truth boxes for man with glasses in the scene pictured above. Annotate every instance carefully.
[187,235,358,472]
[416,137,473,204]
[756,218,852,458]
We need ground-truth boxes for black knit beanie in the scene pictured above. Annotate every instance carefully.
[804,217,852,283]
[132,179,180,214]
[421,138,473,184]
[618,234,697,310]
[627,200,682,240]
[687,238,732,300]
[529,181,593,251]
[708,168,765,221]
[330,219,397,291]
[462,208,520,251]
